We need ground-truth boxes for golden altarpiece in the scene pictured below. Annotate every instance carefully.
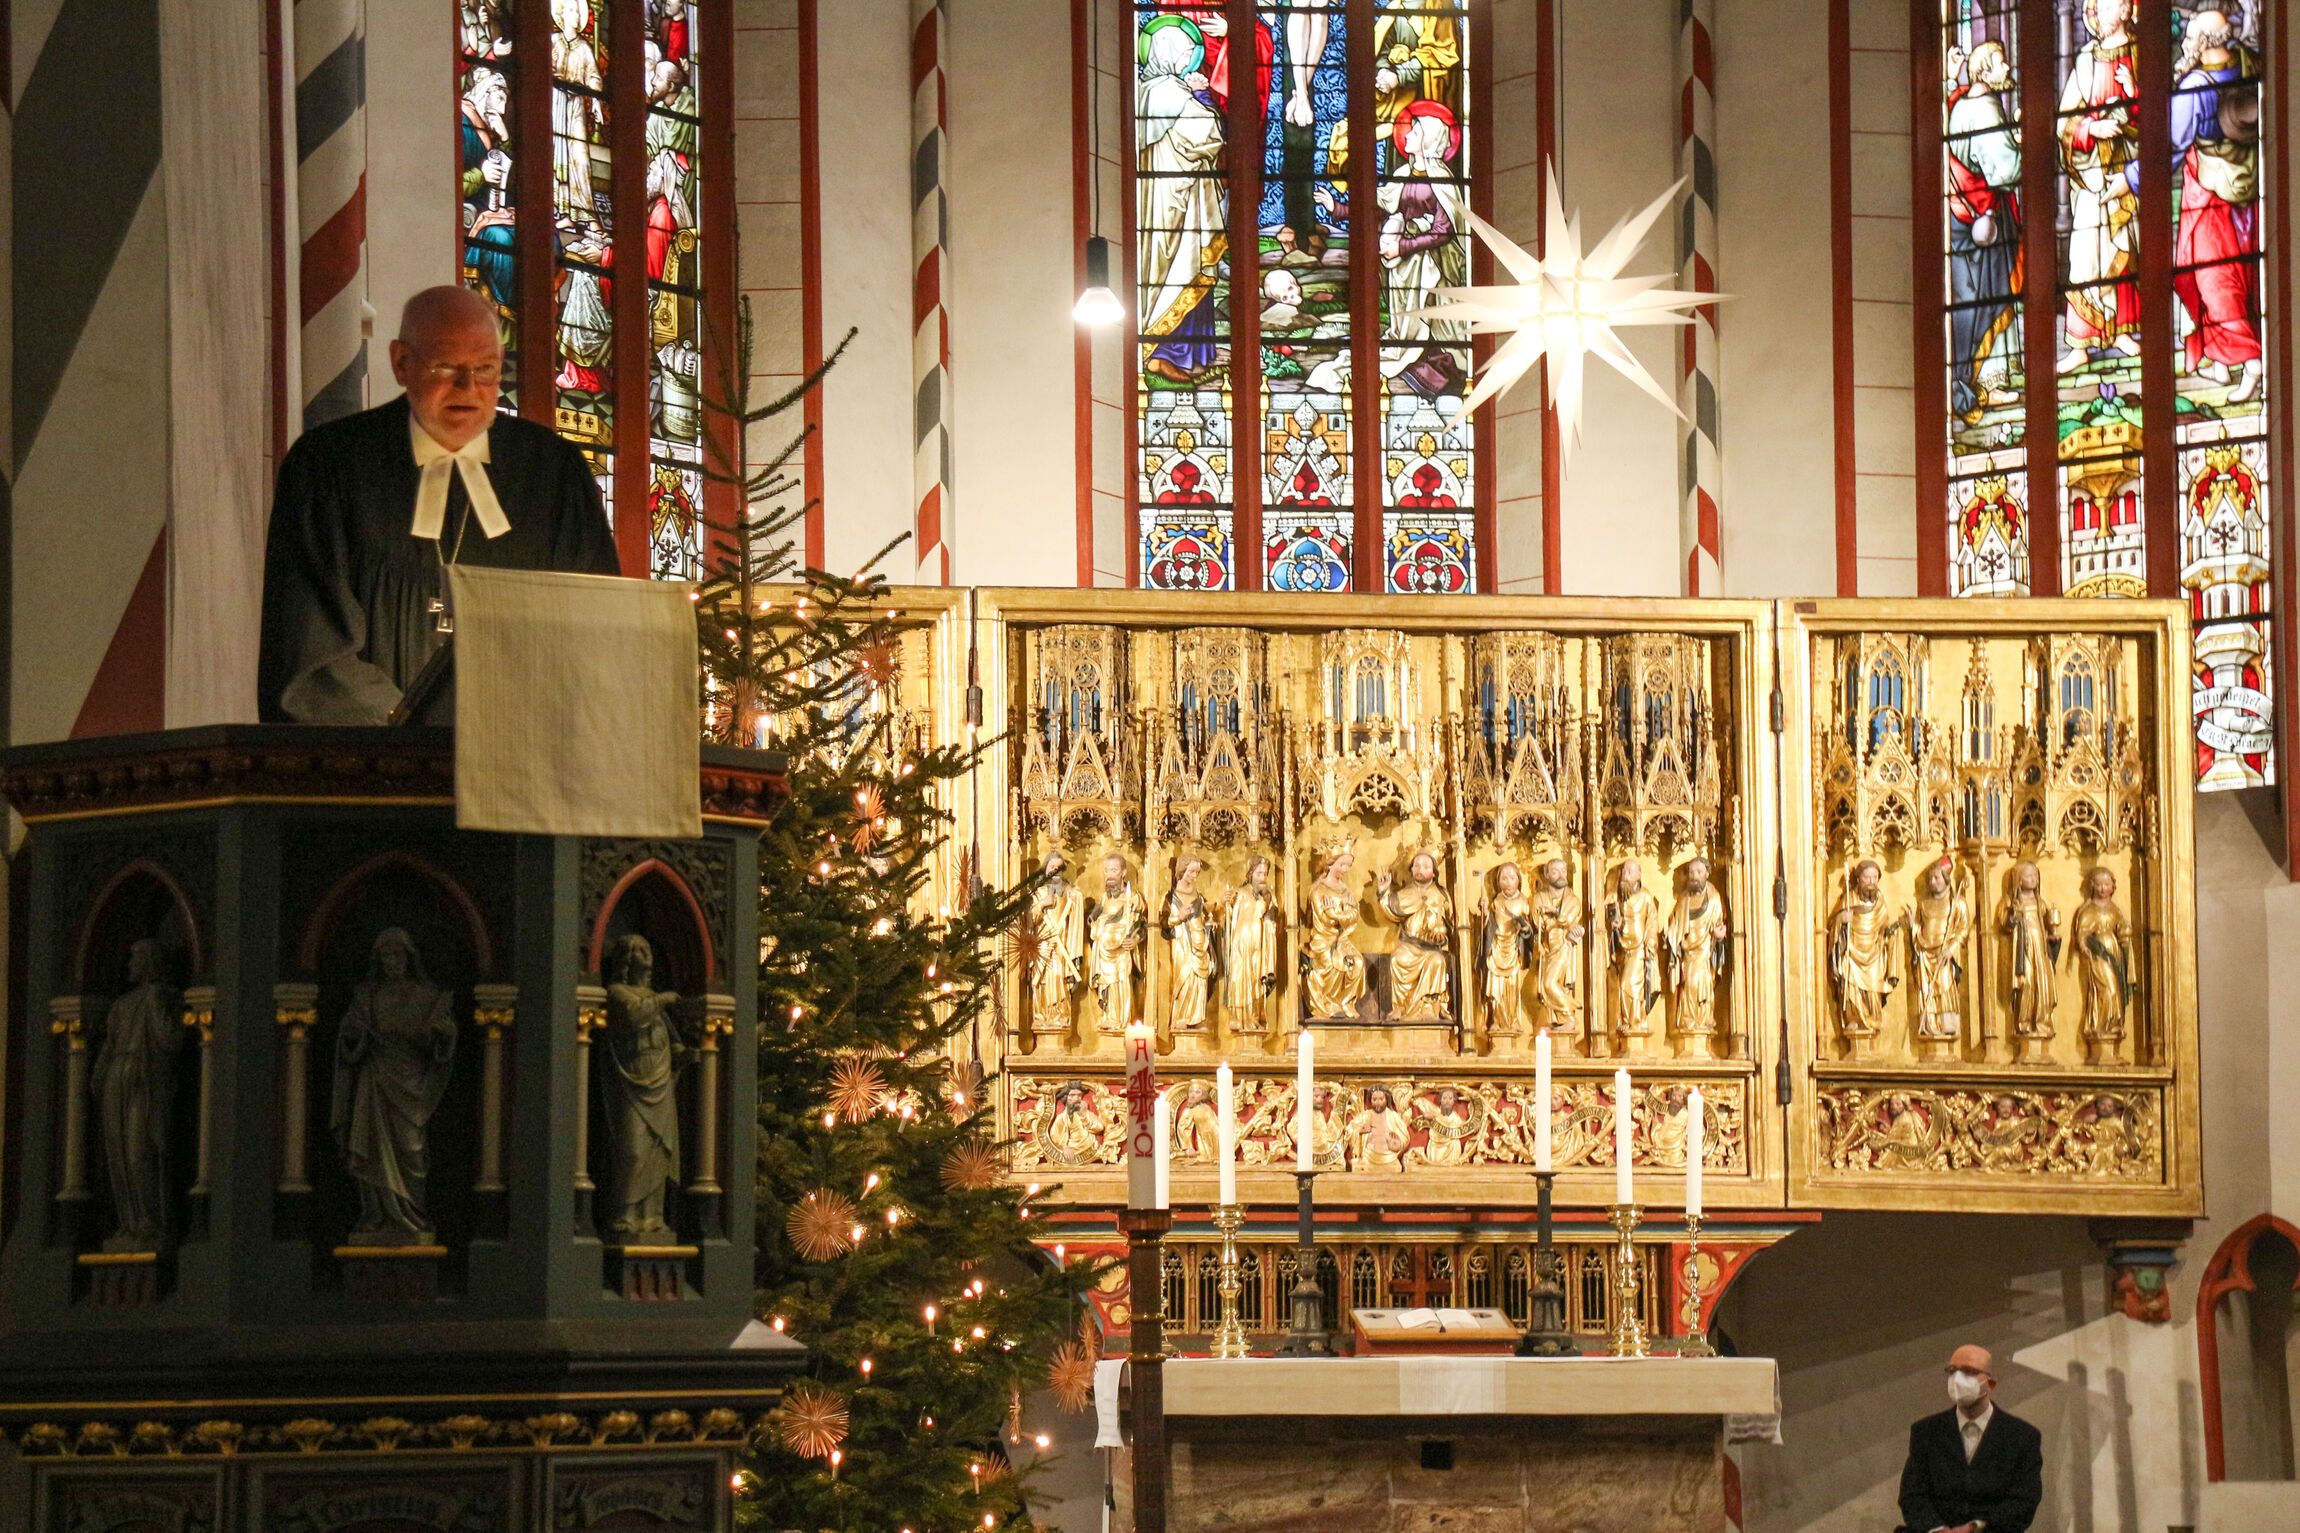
[836,591,2200,1347]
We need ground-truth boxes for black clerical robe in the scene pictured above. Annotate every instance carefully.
[259,395,620,723]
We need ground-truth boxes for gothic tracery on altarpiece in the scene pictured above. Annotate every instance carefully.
[847,591,2200,1220]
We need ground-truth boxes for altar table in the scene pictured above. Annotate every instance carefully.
[1125,1355,1780,1533]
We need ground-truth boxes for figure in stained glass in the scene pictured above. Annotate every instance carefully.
[2057,0,2142,368]
[1138,16,1229,385]
[1946,40,2024,417]
[2170,9,2262,401]
[1372,1,1460,173]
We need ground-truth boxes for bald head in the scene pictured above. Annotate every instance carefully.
[390,286,504,450]
[1949,1344,1994,1375]
[398,285,499,348]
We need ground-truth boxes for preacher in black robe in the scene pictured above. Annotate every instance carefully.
[259,393,619,722]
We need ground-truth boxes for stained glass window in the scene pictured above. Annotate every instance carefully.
[1928,0,2274,789]
[1132,0,1485,594]
[456,0,722,581]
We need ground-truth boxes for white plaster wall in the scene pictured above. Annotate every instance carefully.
[815,0,916,580]
[1713,0,1837,599]
[947,0,1077,588]
[363,0,454,399]
[1487,0,1545,594]
[1551,0,1679,596]
[734,0,810,528]
[1846,0,1915,597]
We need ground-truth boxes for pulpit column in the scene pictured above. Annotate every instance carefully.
[686,995,734,1236]
[472,984,518,1194]
[49,998,91,1208]
[273,983,318,1194]
[182,987,218,1199]
[574,985,606,1232]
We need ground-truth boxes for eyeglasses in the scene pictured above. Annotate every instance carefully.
[420,362,504,388]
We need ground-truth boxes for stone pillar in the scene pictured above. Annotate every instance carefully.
[273,982,318,1194]
[183,987,218,1198]
[472,983,518,1195]
[49,998,92,1207]
[574,985,607,1229]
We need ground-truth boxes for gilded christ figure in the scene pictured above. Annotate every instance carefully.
[1376,848,1454,1023]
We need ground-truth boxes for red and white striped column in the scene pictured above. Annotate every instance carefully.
[1675,0,1722,595]
[293,0,369,431]
[911,0,954,585]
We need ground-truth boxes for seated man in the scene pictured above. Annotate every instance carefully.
[259,286,620,724]
[1899,1344,2043,1533]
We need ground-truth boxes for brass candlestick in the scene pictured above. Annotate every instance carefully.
[1515,1169,1577,1356]
[1607,1203,1649,1359]
[1212,1204,1248,1359]
[1677,1212,1715,1356]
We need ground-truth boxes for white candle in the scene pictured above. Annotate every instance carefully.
[1295,1031,1316,1172]
[1216,1063,1237,1206]
[1534,1031,1553,1172]
[1613,1067,1634,1206]
[1154,1087,1172,1210]
[1686,1087,1704,1218]
[1124,1022,1157,1210]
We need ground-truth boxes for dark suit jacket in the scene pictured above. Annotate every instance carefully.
[1898,1405,2043,1533]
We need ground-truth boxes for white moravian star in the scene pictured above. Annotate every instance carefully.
[1406,167,1725,466]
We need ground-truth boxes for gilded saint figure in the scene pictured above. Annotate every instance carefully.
[1664,857,1729,1057]
[1478,861,1536,1041]
[1376,848,1454,1023]
[2003,860,2061,1062]
[330,928,457,1246]
[1221,855,1282,1034]
[1088,855,1147,1035]
[1828,859,1903,1057]
[1026,853,1086,1039]
[92,939,183,1253]
[1298,1083,1347,1170]
[1043,1083,1109,1167]
[601,934,695,1242]
[1529,857,1585,1050]
[1604,861,1664,1055]
[1348,1085,1412,1171]
[1909,855,1973,1054]
[2069,867,2136,1064]
[1411,1085,1481,1167]
[1173,1079,1221,1163]
[1161,854,1220,1038]
[1302,843,1370,1021]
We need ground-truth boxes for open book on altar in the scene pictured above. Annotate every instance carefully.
[1350,1307,1522,1355]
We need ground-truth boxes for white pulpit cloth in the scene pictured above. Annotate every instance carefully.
[448,566,700,838]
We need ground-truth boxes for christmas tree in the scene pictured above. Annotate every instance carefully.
[694,304,1109,1532]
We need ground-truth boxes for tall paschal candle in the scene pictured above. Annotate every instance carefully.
[1613,1067,1634,1206]
[1124,1022,1157,1210]
[1216,1062,1237,1207]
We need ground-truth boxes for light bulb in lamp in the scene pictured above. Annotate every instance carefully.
[1073,236,1124,327]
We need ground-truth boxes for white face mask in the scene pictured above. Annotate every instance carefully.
[1947,1371,1988,1408]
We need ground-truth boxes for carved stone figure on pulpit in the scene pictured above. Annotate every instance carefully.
[1376,847,1453,1023]
[2003,860,2061,1062]
[1829,859,1902,1057]
[602,933,695,1241]
[92,939,182,1253]
[2070,868,2135,1064]
[1529,857,1584,1049]
[1605,861,1664,1055]
[1221,855,1281,1034]
[1088,855,1146,1034]
[1303,842,1370,1020]
[1664,857,1729,1057]
[1161,854,1219,1036]
[1478,861,1535,1040]
[1349,1085,1412,1171]
[1026,853,1086,1037]
[1909,855,1973,1057]
[331,928,457,1245]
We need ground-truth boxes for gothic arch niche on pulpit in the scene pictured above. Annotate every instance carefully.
[300,854,490,1292]
[587,861,716,1248]
[70,861,204,1263]
[2201,1215,2300,1483]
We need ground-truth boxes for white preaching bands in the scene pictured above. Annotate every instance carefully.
[408,415,512,543]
